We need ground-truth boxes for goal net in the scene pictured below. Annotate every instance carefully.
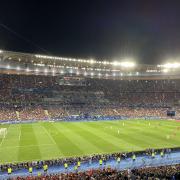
[0,128,7,138]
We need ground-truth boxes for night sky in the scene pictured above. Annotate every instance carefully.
[1,0,180,64]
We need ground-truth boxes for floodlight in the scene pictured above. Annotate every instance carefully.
[112,61,120,66]
[44,68,48,73]
[103,61,107,65]
[120,62,135,67]
[52,69,56,73]
[90,59,95,64]
[16,66,21,71]
[6,64,10,69]
[162,69,169,73]
[163,63,180,68]
[112,59,135,67]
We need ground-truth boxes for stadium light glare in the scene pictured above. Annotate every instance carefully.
[52,69,56,74]
[112,60,135,67]
[103,61,109,65]
[91,72,94,76]
[44,69,48,74]
[162,69,169,73]
[120,61,135,67]
[164,63,180,68]
[6,64,10,69]
[26,68,30,72]
[16,66,21,71]
[0,50,2,53]
[112,61,120,66]
[90,59,95,64]
[35,68,39,72]
[159,63,180,68]
[35,53,138,67]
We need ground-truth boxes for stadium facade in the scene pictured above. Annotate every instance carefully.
[0,49,180,80]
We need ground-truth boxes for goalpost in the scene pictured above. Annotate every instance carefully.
[0,128,7,138]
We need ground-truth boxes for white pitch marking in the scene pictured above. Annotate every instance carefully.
[40,124,56,145]
[0,126,10,147]
[1,143,55,149]
[18,125,21,141]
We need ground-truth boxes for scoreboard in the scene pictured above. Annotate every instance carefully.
[59,76,88,86]
[167,110,176,117]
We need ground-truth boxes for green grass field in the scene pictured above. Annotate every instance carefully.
[0,119,180,164]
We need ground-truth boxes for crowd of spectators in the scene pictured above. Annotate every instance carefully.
[0,151,126,173]
[0,74,179,121]
[0,148,174,174]
[0,106,179,121]
[8,164,180,179]
[0,74,179,106]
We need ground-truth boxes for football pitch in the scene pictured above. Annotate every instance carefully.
[0,119,180,164]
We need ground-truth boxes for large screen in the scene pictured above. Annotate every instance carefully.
[59,76,88,86]
[167,110,176,116]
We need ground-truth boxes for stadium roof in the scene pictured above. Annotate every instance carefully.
[0,50,180,80]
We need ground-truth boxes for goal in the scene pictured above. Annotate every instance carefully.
[0,128,7,138]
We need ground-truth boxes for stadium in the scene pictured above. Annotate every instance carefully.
[0,49,179,179]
